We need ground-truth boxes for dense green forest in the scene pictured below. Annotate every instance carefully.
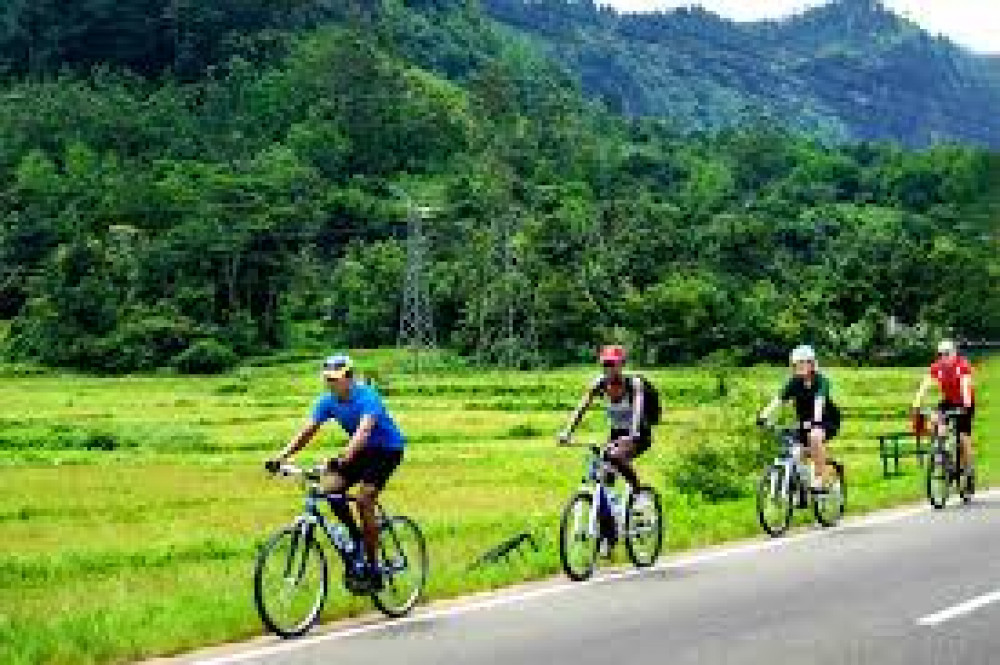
[0,0,997,373]
[485,0,1000,147]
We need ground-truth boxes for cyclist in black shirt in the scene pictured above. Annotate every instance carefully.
[757,345,841,493]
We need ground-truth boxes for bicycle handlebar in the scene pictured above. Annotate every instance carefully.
[917,406,968,419]
[271,463,324,483]
[558,438,604,455]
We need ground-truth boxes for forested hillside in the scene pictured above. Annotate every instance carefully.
[485,0,1000,147]
[0,0,997,373]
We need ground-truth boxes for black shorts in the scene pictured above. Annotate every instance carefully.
[939,401,975,436]
[610,428,652,458]
[799,416,840,442]
[335,447,403,491]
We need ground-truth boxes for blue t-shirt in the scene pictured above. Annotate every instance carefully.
[311,383,405,451]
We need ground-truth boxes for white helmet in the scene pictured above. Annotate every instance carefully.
[937,339,957,355]
[790,344,817,366]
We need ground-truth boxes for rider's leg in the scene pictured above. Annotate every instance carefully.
[960,433,974,473]
[606,438,640,491]
[356,482,381,570]
[322,470,362,546]
[808,427,827,489]
[959,409,974,476]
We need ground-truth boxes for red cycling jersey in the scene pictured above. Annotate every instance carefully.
[930,356,975,406]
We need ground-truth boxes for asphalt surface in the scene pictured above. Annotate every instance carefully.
[170,493,1000,665]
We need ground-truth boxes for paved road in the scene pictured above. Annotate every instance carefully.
[173,494,1000,665]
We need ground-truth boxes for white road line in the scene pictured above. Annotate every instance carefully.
[191,492,997,665]
[918,590,1000,626]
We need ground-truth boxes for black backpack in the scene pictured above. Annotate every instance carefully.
[637,375,662,426]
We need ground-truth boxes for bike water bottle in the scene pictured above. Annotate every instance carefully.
[331,524,355,554]
[608,491,624,526]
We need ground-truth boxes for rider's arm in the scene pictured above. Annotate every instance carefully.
[563,382,598,437]
[812,375,830,424]
[759,396,783,421]
[342,415,376,464]
[760,377,794,422]
[961,373,974,409]
[629,376,644,440]
[912,375,934,409]
[274,422,321,462]
[813,396,826,424]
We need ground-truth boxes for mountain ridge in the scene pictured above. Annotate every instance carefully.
[483,0,1000,146]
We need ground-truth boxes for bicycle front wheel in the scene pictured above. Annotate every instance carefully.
[559,491,599,581]
[624,486,663,568]
[927,446,950,510]
[371,515,427,618]
[813,461,845,528]
[254,525,329,638]
[756,465,793,537]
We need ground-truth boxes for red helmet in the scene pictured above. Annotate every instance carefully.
[598,345,626,365]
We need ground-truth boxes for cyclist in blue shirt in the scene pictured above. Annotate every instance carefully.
[266,354,405,590]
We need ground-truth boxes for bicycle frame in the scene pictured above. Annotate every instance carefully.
[766,428,809,502]
[279,466,398,575]
[927,408,965,474]
[573,445,630,539]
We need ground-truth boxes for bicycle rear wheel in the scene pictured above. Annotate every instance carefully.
[958,465,974,504]
[624,486,663,568]
[371,515,427,618]
[813,461,845,527]
[926,445,951,510]
[756,465,793,537]
[254,525,328,638]
[559,491,599,581]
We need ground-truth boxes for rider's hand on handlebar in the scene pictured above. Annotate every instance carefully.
[264,458,282,474]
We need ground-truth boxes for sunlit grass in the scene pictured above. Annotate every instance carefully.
[0,354,995,664]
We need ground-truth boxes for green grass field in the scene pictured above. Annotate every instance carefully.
[1,351,996,665]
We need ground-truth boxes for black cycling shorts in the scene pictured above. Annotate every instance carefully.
[939,401,975,436]
[610,428,652,458]
[334,447,403,491]
[799,416,840,442]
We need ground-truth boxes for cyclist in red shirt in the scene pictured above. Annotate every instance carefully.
[912,340,976,483]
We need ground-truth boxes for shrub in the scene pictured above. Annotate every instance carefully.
[668,430,770,502]
[173,340,239,375]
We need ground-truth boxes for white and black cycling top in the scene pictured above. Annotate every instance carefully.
[590,375,644,434]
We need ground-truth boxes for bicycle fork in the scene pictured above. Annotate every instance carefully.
[770,460,793,501]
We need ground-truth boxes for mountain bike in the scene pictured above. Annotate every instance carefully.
[755,423,845,537]
[923,407,974,509]
[254,463,427,638]
[558,440,663,581]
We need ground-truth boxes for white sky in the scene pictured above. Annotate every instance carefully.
[600,1,1000,53]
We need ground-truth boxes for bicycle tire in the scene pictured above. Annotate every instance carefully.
[624,486,663,568]
[926,446,950,510]
[254,525,329,638]
[756,464,793,537]
[958,465,974,504]
[813,461,845,528]
[559,491,599,581]
[371,515,428,618]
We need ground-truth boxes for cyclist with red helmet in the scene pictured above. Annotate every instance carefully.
[912,340,976,485]
[558,345,652,493]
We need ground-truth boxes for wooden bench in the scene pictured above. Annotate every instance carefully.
[878,431,928,478]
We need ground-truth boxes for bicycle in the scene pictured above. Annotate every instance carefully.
[254,463,427,638]
[558,440,663,581]
[755,423,845,537]
[923,407,974,509]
